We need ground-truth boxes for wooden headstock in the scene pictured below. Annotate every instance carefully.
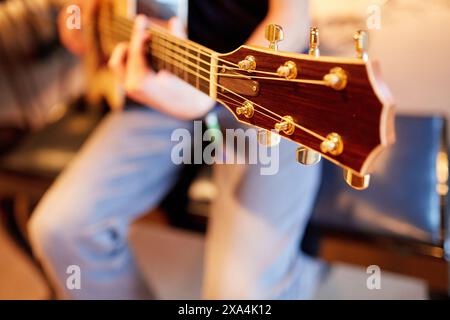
[215,26,395,190]
[92,5,394,191]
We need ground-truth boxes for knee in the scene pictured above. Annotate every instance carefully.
[29,198,128,262]
[28,203,75,259]
[204,263,260,299]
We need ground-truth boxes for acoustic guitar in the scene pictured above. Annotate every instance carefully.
[83,0,395,190]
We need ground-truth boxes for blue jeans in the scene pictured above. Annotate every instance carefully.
[28,107,322,299]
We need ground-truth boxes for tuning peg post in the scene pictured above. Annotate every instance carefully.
[236,101,254,119]
[257,129,280,147]
[238,55,256,72]
[343,169,370,190]
[296,147,322,166]
[354,30,368,60]
[320,133,344,156]
[309,27,320,57]
[265,24,284,50]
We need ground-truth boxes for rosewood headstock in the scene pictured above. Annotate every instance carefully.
[216,25,395,190]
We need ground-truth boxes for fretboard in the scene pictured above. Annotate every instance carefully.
[148,30,214,96]
[100,14,216,97]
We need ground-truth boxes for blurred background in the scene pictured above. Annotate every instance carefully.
[0,0,449,299]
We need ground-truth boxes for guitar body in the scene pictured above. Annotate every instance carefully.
[84,0,136,110]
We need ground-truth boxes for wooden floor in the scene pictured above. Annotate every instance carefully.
[129,213,429,300]
[0,211,428,300]
[0,217,50,300]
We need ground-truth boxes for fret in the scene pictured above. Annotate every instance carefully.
[150,35,158,71]
[162,34,211,95]
[156,35,163,72]
[198,49,211,96]
[166,38,171,74]
[146,31,212,96]
[167,39,175,75]
[168,39,182,77]
[175,43,183,78]
[183,45,188,82]
[186,46,198,90]
[196,50,200,90]
[104,14,215,97]
[169,39,180,77]
[162,36,169,72]
[166,46,184,77]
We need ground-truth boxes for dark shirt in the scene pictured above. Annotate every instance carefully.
[138,0,269,52]
[188,0,269,52]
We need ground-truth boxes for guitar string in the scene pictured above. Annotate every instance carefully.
[106,18,331,87]
[111,17,342,94]
[103,24,287,122]
[136,37,282,122]
[101,29,283,124]
[102,25,328,142]
[99,20,216,69]
[111,16,296,78]
[106,29,290,125]
[111,15,237,66]
[149,53,283,124]
[100,19,329,141]
[145,36,330,142]
[147,36,330,141]
[149,31,328,86]
[109,15,238,69]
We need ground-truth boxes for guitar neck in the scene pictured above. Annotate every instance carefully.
[101,14,217,97]
[149,30,216,97]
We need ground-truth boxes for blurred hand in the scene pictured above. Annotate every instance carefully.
[108,15,215,120]
[57,0,98,55]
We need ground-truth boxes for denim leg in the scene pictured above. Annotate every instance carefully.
[28,109,191,299]
[203,135,322,299]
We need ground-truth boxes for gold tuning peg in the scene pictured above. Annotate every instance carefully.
[354,30,368,60]
[274,116,295,135]
[320,133,344,156]
[257,129,280,147]
[236,101,254,119]
[296,147,322,166]
[265,24,284,50]
[323,67,348,91]
[238,56,256,72]
[309,27,320,57]
[343,169,370,190]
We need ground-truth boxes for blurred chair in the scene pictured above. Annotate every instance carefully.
[0,105,102,242]
[302,115,449,296]
[129,115,449,298]
[0,209,51,299]
[0,98,102,299]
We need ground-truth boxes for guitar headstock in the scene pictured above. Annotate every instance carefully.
[215,25,395,190]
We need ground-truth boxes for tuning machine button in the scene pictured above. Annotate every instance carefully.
[323,67,348,91]
[320,133,344,156]
[258,129,280,147]
[236,101,254,119]
[354,30,368,61]
[274,116,295,135]
[238,56,256,72]
[265,24,284,50]
[343,169,370,190]
[309,27,320,57]
[277,61,298,79]
[296,147,322,166]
